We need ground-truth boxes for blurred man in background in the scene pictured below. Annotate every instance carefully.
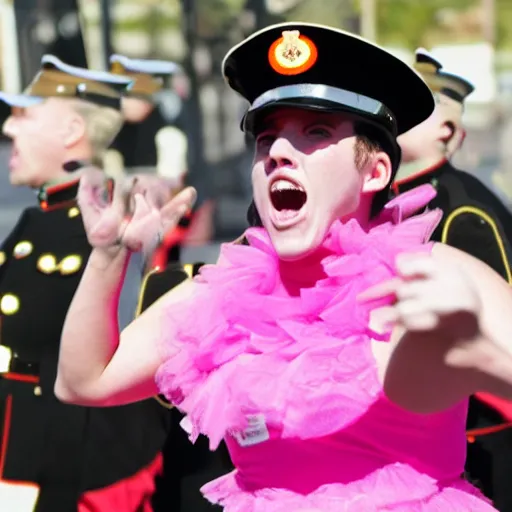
[393,48,512,511]
[107,54,187,183]
[0,55,171,512]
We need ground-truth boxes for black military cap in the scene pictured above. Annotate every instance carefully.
[0,55,132,110]
[223,22,435,138]
[414,48,474,104]
[110,54,182,99]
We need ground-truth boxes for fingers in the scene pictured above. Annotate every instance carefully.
[371,299,440,332]
[357,252,436,303]
[114,185,197,254]
[358,251,456,333]
[109,175,129,214]
[124,174,177,211]
[78,167,106,211]
[160,186,197,230]
[357,278,401,303]
[395,252,437,280]
[122,194,160,253]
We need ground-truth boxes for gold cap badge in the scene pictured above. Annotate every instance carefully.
[268,30,317,76]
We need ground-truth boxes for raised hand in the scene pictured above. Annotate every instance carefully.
[78,167,197,257]
[358,252,482,335]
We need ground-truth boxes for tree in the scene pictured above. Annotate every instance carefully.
[372,0,476,48]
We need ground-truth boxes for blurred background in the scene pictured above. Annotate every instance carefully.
[0,0,510,255]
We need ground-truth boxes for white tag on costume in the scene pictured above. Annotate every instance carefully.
[233,414,269,447]
[0,479,40,512]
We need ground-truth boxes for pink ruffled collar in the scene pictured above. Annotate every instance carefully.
[156,185,442,448]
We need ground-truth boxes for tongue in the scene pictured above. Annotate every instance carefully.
[271,189,307,211]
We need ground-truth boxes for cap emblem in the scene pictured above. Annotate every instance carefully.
[268,30,317,76]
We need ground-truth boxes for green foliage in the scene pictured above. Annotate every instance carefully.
[351,0,512,50]
[281,0,354,27]
[195,0,246,36]
[373,0,475,48]
[496,0,512,49]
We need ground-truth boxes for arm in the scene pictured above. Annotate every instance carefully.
[55,246,197,406]
[378,243,512,413]
[55,168,197,406]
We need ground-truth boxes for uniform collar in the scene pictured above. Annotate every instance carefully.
[38,179,80,210]
[391,158,450,196]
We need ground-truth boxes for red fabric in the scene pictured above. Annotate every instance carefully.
[475,392,512,421]
[78,454,163,512]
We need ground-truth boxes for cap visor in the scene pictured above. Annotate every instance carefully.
[0,92,44,107]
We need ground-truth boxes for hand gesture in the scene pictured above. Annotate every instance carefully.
[358,252,482,336]
[78,167,197,258]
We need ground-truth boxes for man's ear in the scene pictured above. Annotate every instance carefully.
[63,112,87,148]
[441,120,465,158]
[361,151,392,193]
[440,120,456,146]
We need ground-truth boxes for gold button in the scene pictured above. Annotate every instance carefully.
[0,294,20,315]
[37,254,58,274]
[13,241,33,259]
[59,255,82,275]
[0,251,5,266]
[183,264,193,278]
[68,207,80,218]
[33,386,42,396]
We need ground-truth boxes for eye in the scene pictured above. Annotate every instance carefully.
[255,133,276,148]
[305,125,332,138]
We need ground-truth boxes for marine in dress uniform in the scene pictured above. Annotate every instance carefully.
[0,55,171,511]
[392,49,512,511]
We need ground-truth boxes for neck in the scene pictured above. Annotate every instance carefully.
[394,156,446,183]
[42,149,95,189]
[275,218,350,295]
[277,247,330,296]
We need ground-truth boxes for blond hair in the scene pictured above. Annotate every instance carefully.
[70,99,124,164]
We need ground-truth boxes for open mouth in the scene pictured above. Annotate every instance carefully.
[270,179,307,212]
[269,178,307,227]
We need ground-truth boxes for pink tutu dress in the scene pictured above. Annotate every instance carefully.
[155,184,495,511]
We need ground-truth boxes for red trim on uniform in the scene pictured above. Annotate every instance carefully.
[392,159,447,195]
[78,453,163,512]
[41,199,78,212]
[0,395,12,478]
[40,179,80,211]
[45,179,80,196]
[467,422,512,442]
[474,391,512,421]
[1,373,39,384]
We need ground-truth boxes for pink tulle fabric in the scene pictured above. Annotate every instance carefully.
[156,184,495,511]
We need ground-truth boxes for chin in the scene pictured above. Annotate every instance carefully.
[269,225,326,262]
[9,174,24,187]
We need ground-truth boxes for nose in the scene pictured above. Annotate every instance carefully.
[266,137,299,175]
[2,116,15,138]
